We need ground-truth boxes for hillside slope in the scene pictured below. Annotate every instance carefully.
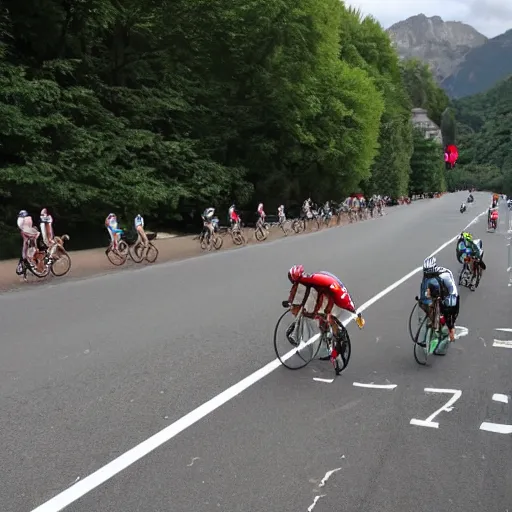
[442,30,512,98]
[450,76,512,193]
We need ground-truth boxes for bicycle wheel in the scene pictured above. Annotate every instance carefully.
[310,218,320,231]
[408,301,427,342]
[129,242,145,263]
[213,234,223,250]
[331,317,352,374]
[471,263,482,290]
[273,310,323,370]
[106,245,127,266]
[255,226,267,241]
[27,259,50,278]
[145,243,159,263]
[232,232,244,245]
[413,315,430,366]
[51,252,71,277]
[292,219,304,234]
[200,234,209,251]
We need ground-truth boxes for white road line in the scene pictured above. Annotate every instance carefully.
[410,388,462,429]
[495,328,512,332]
[318,467,342,487]
[493,340,512,348]
[353,383,397,389]
[313,378,334,383]
[480,422,512,434]
[492,394,509,403]
[30,210,486,512]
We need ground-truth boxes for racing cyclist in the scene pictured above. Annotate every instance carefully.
[488,205,499,229]
[39,208,55,249]
[286,265,365,363]
[277,205,286,224]
[420,257,460,347]
[257,203,265,227]
[456,231,486,270]
[17,210,40,268]
[202,207,216,241]
[228,204,241,230]
[105,213,123,251]
[134,214,148,247]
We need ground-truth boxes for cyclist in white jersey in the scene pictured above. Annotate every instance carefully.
[134,214,148,247]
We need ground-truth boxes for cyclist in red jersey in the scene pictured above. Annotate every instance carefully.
[287,265,365,332]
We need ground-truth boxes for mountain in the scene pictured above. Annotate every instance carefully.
[387,14,487,83]
[442,29,512,98]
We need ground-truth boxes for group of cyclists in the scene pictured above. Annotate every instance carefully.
[15,209,151,271]
[462,192,501,231]
[286,193,500,367]
[104,213,149,253]
[16,209,57,272]
[199,195,389,244]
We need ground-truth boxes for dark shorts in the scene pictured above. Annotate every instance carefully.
[441,296,460,330]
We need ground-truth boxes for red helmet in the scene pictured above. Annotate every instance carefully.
[288,264,304,282]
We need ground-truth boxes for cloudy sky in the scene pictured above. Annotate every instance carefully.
[347,0,512,37]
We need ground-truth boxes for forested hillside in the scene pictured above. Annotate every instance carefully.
[450,77,512,194]
[0,1,448,258]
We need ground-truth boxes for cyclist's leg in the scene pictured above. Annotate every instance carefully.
[21,233,29,262]
[107,227,115,249]
[136,225,148,247]
[442,296,459,342]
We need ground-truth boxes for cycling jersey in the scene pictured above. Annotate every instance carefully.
[134,215,144,228]
[289,271,357,318]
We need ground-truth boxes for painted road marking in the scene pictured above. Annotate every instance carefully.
[313,378,334,383]
[480,423,512,434]
[492,340,512,348]
[480,393,512,434]
[353,382,397,389]
[495,328,512,332]
[410,388,462,429]
[31,210,488,512]
[454,326,469,339]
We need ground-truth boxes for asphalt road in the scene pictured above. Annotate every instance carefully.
[1,192,511,512]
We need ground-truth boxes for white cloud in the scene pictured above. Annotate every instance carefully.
[346,0,512,37]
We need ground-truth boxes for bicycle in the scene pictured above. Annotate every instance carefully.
[277,217,292,236]
[458,252,482,291]
[16,234,72,279]
[291,216,306,234]
[105,230,129,265]
[228,222,246,245]
[412,296,449,365]
[274,301,352,376]
[254,218,270,241]
[127,232,159,263]
[408,299,427,343]
[198,227,223,251]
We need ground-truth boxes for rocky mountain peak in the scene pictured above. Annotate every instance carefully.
[387,14,487,82]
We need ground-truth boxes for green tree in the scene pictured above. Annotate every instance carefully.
[440,108,457,146]
[409,129,445,195]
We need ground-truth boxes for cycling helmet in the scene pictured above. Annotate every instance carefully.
[423,256,438,274]
[18,210,28,217]
[462,231,473,241]
[288,264,304,283]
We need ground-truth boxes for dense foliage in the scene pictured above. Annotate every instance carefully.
[450,76,512,194]
[0,1,448,258]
